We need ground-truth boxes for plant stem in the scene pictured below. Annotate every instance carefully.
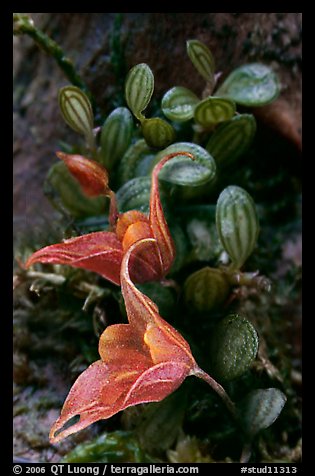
[193,367,236,418]
[13,13,91,100]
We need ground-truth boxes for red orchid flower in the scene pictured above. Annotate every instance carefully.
[25,151,192,285]
[49,238,234,444]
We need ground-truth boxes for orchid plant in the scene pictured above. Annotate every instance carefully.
[26,151,235,444]
[15,14,293,462]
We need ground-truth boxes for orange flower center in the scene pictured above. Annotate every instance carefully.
[116,211,153,252]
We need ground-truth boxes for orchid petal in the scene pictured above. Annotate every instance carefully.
[25,231,123,285]
[149,152,194,275]
[121,238,197,367]
[49,323,190,444]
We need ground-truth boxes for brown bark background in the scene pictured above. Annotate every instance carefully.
[13,13,302,231]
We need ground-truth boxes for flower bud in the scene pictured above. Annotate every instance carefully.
[56,152,110,197]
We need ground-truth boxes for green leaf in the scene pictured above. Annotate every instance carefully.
[206,114,256,168]
[100,107,133,170]
[135,392,187,454]
[216,63,280,106]
[184,267,230,312]
[194,97,236,127]
[238,388,287,437]
[151,142,217,199]
[141,118,176,149]
[116,176,152,214]
[169,222,190,273]
[216,185,259,269]
[161,86,199,122]
[209,314,259,381]
[117,139,155,185]
[125,63,154,121]
[186,39,215,85]
[58,86,94,146]
[44,161,105,218]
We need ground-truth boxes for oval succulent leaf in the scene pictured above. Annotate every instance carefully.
[141,118,176,149]
[125,63,154,121]
[116,176,152,214]
[184,267,230,312]
[206,114,256,169]
[239,388,287,437]
[209,314,259,381]
[118,139,155,185]
[194,97,236,128]
[216,63,280,106]
[161,86,200,122]
[45,161,105,218]
[216,185,259,269]
[58,86,94,142]
[153,142,217,189]
[186,39,215,85]
[100,107,133,170]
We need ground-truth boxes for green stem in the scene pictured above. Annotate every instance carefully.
[193,367,236,418]
[13,13,91,100]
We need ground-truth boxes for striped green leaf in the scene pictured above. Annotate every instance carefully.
[184,267,230,312]
[45,161,105,218]
[100,107,133,170]
[186,39,215,85]
[194,97,236,127]
[58,86,94,145]
[209,314,259,381]
[116,176,152,214]
[141,118,176,149]
[151,142,217,199]
[117,139,155,185]
[239,388,287,437]
[125,63,154,121]
[206,114,256,168]
[216,185,259,269]
[216,63,280,106]
[161,86,199,122]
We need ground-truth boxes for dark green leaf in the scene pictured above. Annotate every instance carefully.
[125,63,154,121]
[141,118,176,149]
[216,63,280,106]
[216,185,259,269]
[194,97,236,127]
[239,388,287,437]
[100,107,133,169]
[161,86,199,122]
[206,114,256,168]
[117,139,155,185]
[116,176,152,214]
[151,142,217,199]
[209,314,259,381]
[184,267,230,312]
[186,39,215,86]
[58,86,94,146]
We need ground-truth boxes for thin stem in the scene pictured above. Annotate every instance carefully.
[13,14,91,100]
[193,367,236,418]
[225,268,272,292]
